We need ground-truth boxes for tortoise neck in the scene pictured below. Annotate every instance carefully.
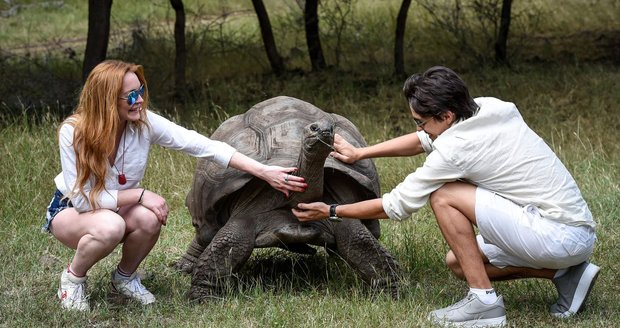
[288,148,328,204]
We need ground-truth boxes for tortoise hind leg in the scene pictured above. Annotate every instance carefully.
[188,217,255,302]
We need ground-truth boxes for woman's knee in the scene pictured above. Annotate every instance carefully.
[91,212,126,244]
[130,206,162,235]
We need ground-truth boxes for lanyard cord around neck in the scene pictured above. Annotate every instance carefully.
[113,124,127,185]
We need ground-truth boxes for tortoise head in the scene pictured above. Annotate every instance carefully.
[302,118,335,160]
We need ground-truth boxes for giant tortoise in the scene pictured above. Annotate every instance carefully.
[174,96,401,300]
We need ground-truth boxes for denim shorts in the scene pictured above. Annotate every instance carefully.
[42,189,73,233]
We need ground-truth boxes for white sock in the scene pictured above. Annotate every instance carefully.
[65,264,87,283]
[67,264,86,278]
[470,288,498,304]
[114,266,133,280]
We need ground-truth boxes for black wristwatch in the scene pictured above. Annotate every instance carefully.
[328,204,342,222]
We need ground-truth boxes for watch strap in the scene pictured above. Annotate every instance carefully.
[328,204,342,222]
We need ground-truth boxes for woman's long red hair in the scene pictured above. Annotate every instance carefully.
[63,60,149,209]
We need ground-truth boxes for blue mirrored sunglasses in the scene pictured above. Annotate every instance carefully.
[119,85,145,106]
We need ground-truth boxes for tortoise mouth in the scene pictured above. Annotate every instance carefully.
[303,121,335,153]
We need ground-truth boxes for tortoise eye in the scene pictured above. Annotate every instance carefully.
[310,123,319,132]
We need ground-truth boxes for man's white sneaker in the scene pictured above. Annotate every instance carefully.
[58,269,89,311]
[110,270,156,305]
[429,293,507,327]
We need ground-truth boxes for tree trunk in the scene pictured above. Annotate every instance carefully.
[304,0,326,71]
[82,0,112,82]
[494,0,512,65]
[251,0,285,75]
[394,0,412,77]
[170,0,187,101]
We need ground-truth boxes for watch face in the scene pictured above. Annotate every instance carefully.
[328,216,343,222]
[328,204,341,222]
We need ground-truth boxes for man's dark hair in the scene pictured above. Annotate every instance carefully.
[402,66,478,121]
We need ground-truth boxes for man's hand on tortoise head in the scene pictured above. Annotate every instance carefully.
[330,133,359,164]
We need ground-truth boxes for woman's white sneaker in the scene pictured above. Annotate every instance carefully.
[58,270,90,311]
[110,270,156,305]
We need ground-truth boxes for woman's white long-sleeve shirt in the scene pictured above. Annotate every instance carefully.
[382,97,595,228]
[54,111,236,212]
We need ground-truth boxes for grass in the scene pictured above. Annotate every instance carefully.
[1,0,619,327]
[1,62,619,327]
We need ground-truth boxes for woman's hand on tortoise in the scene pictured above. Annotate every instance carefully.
[262,165,307,197]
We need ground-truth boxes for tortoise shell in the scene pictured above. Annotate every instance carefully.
[186,96,380,231]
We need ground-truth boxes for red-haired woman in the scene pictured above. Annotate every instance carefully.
[43,60,306,311]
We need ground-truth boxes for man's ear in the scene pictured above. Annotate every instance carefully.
[443,111,456,125]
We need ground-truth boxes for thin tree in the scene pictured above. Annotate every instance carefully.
[252,0,285,75]
[494,0,512,65]
[170,0,187,101]
[82,0,112,82]
[304,0,326,71]
[394,0,412,77]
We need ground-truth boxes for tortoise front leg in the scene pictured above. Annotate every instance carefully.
[188,217,255,301]
[171,236,205,273]
[333,219,402,300]
[171,221,221,273]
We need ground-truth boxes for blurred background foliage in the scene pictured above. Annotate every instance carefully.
[0,0,618,122]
